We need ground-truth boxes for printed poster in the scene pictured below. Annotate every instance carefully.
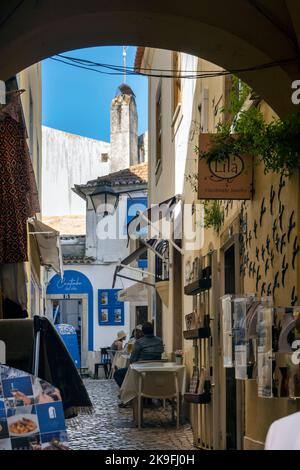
[0,365,68,450]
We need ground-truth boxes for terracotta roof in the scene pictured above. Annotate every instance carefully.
[134,47,145,72]
[42,215,85,235]
[63,256,96,265]
[87,163,148,188]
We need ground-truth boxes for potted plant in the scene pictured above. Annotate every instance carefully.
[174,350,184,365]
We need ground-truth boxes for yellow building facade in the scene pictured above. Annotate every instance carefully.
[138,47,300,449]
[18,63,44,317]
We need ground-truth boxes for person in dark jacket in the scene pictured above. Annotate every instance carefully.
[113,322,164,389]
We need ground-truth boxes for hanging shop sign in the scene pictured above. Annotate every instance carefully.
[198,134,253,200]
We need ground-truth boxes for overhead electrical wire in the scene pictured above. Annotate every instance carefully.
[50,53,298,80]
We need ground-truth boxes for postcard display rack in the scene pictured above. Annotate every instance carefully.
[221,295,300,399]
[183,258,214,450]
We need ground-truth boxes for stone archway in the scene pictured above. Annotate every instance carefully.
[1,1,300,117]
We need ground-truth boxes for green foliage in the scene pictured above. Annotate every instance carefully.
[199,76,300,176]
[203,200,224,232]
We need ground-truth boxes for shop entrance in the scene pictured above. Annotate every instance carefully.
[52,298,82,359]
[47,293,88,368]
[224,244,237,449]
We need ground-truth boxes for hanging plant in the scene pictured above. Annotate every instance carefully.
[203,200,224,232]
[197,77,300,176]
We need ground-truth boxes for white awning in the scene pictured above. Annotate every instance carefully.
[127,195,181,239]
[118,283,148,303]
[127,195,183,255]
[28,219,63,275]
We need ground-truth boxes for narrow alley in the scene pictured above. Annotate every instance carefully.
[67,379,195,450]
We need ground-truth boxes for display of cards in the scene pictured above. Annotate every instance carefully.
[0,365,69,451]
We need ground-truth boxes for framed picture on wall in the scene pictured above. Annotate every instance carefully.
[100,291,108,305]
[114,309,122,323]
[100,308,109,323]
[98,289,124,326]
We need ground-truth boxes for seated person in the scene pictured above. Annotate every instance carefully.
[114,322,164,390]
[110,330,127,352]
[124,324,143,352]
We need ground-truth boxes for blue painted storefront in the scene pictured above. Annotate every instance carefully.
[47,270,94,351]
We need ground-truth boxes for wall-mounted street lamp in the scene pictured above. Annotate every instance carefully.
[90,185,119,217]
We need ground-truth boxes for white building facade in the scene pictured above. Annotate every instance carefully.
[45,85,148,374]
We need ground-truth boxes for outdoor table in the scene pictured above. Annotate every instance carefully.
[120,362,186,404]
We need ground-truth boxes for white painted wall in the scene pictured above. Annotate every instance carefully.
[86,191,147,263]
[42,126,110,216]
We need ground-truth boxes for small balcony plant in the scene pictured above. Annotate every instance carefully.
[174,350,184,365]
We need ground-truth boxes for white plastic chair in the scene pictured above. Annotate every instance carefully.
[107,349,116,378]
[137,370,180,429]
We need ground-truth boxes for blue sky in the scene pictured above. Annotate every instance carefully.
[42,46,148,142]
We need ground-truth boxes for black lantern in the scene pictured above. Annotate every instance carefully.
[90,185,119,217]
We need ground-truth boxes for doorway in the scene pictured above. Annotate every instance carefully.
[47,293,88,367]
[52,298,83,361]
[135,305,148,326]
[224,244,237,449]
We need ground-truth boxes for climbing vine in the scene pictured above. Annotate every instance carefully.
[198,76,300,176]
[186,76,300,232]
[202,200,224,232]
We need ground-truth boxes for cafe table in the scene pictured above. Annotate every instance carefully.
[120,362,186,404]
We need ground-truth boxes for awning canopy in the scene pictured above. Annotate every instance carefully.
[28,219,63,275]
[127,195,183,256]
[117,282,148,303]
[112,238,169,288]
[127,195,181,240]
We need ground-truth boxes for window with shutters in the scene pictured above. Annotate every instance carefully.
[155,82,162,173]
[173,52,182,116]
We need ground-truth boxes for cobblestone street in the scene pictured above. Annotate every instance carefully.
[67,379,195,450]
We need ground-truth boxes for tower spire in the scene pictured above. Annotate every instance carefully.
[122,46,128,83]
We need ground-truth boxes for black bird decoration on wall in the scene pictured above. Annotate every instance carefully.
[267,282,272,297]
[225,202,229,217]
[280,233,286,254]
[248,230,252,248]
[278,174,286,202]
[261,245,266,262]
[291,286,298,306]
[265,258,270,277]
[261,282,266,297]
[273,272,280,297]
[275,233,280,253]
[270,249,275,268]
[272,219,277,241]
[253,220,258,239]
[269,185,275,216]
[266,235,271,255]
[256,247,260,262]
[288,211,296,242]
[243,253,248,268]
[292,236,300,270]
[281,255,289,287]
[279,202,285,231]
[256,265,261,292]
[260,198,266,227]
[249,261,253,277]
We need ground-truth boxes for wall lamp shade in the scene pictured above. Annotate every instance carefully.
[90,185,119,216]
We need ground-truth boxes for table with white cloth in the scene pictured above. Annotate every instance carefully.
[120,362,186,404]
